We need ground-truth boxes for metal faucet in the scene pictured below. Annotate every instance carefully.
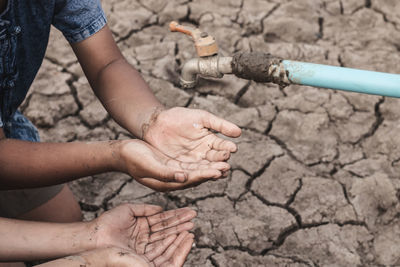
[169,21,233,89]
[171,21,400,98]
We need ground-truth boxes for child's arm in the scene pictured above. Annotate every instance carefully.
[0,217,94,261]
[0,204,195,265]
[0,136,117,189]
[71,25,162,139]
[71,26,241,165]
[0,128,228,190]
[36,235,194,267]
[35,248,152,267]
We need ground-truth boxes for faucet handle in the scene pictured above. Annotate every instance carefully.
[169,21,218,57]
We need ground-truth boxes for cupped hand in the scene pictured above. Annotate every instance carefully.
[143,107,241,163]
[48,240,194,267]
[97,232,194,267]
[92,203,196,266]
[118,139,230,190]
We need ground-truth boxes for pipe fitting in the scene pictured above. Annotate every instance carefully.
[180,58,199,89]
[180,56,233,89]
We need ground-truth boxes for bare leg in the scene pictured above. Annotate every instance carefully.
[17,185,82,223]
[0,263,26,267]
[0,185,82,266]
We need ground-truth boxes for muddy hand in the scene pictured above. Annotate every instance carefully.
[89,232,194,267]
[117,139,230,189]
[95,232,194,267]
[143,107,242,164]
[92,203,196,259]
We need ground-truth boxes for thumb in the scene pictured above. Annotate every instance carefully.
[150,164,188,183]
[200,110,241,137]
[173,172,188,183]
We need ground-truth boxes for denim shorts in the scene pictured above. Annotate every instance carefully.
[0,111,64,218]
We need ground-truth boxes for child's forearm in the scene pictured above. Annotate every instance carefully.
[35,256,95,267]
[71,26,164,139]
[35,257,89,267]
[0,138,121,189]
[93,58,164,138]
[35,248,150,267]
[0,217,95,261]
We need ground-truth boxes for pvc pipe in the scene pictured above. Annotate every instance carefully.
[282,60,400,98]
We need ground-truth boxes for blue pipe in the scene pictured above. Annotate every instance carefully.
[282,60,400,98]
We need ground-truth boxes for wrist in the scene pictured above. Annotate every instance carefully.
[106,139,130,173]
[76,221,99,253]
[116,139,158,176]
[140,106,165,140]
[87,220,106,251]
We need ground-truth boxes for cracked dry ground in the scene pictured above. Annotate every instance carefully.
[23,0,400,266]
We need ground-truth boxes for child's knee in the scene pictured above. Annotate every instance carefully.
[17,185,82,223]
[0,262,26,267]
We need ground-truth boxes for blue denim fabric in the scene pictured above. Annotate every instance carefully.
[0,0,106,128]
[3,110,39,141]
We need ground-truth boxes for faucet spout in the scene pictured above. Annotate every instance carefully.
[180,56,233,89]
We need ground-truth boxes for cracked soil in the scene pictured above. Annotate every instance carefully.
[26,0,400,266]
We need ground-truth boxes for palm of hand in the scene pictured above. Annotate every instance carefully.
[121,140,231,186]
[108,213,153,254]
[94,204,195,265]
[144,107,241,163]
